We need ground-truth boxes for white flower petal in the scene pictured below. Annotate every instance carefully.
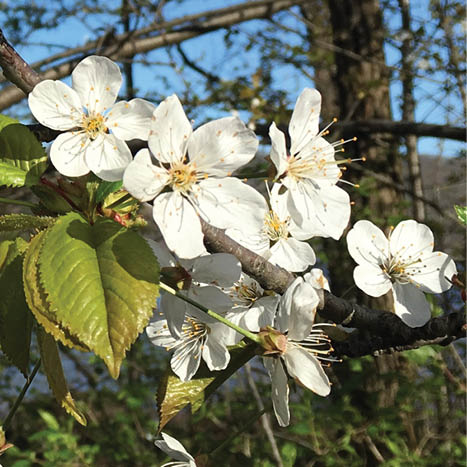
[72,55,121,114]
[107,98,155,140]
[189,117,258,176]
[287,282,319,342]
[410,252,456,293]
[304,268,330,292]
[288,181,350,240]
[149,94,192,164]
[193,178,267,233]
[152,192,206,259]
[146,319,177,348]
[123,149,169,201]
[28,80,82,130]
[263,357,290,427]
[276,277,301,333]
[347,220,389,267]
[268,238,316,272]
[202,334,230,371]
[389,219,434,259]
[49,132,90,177]
[284,346,330,396]
[392,282,431,327]
[171,337,202,381]
[189,285,233,315]
[155,433,195,464]
[161,293,188,339]
[289,88,321,155]
[269,122,288,177]
[84,133,132,181]
[298,136,340,184]
[225,228,270,255]
[191,253,241,286]
[353,264,392,297]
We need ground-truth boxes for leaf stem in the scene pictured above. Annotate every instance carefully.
[3,359,41,430]
[159,281,261,344]
[0,196,37,208]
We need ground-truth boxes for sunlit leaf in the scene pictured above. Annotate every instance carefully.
[36,327,87,426]
[454,205,467,225]
[96,180,123,203]
[157,344,256,431]
[0,213,55,232]
[23,231,90,352]
[0,115,48,187]
[38,212,160,378]
[0,238,32,376]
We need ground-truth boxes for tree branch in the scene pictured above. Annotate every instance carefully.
[0,0,308,111]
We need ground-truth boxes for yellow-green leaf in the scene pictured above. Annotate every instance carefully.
[0,115,48,187]
[36,327,87,426]
[0,214,55,232]
[23,231,90,352]
[157,345,256,431]
[38,212,160,379]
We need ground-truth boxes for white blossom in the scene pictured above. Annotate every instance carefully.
[28,55,154,181]
[147,312,230,382]
[123,94,268,259]
[222,273,279,344]
[148,239,241,338]
[263,269,332,427]
[269,88,350,239]
[346,219,457,327]
[227,183,316,272]
[155,432,196,467]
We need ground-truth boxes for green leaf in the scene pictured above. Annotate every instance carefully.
[0,114,48,187]
[38,212,160,378]
[0,214,55,232]
[96,180,123,203]
[36,327,87,426]
[454,205,467,225]
[0,238,32,376]
[157,344,257,431]
[23,231,90,352]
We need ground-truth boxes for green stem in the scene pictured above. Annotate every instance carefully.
[3,360,41,430]
[0,197,37,209]
[159,281,261,344]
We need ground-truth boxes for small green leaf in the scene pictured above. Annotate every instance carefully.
[454,205,467,225]
[0,238,32,376]
[23,231,90,352]
[96,180,123,203]
[157,344,257,431]
[38,212,160,379]
[0,115,48,187]
[0,214,55,232]
[36,327,87,426]
[31,184,74,214]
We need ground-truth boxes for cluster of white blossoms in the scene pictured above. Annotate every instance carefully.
[28,56,457,430]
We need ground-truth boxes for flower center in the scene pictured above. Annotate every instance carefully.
[290,324,335,362]
[264,210,289,242]
[168,161,198,193]
[231,281,261,307]
[81,112,107,140]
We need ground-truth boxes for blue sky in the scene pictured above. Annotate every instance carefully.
[1,0,464,157]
